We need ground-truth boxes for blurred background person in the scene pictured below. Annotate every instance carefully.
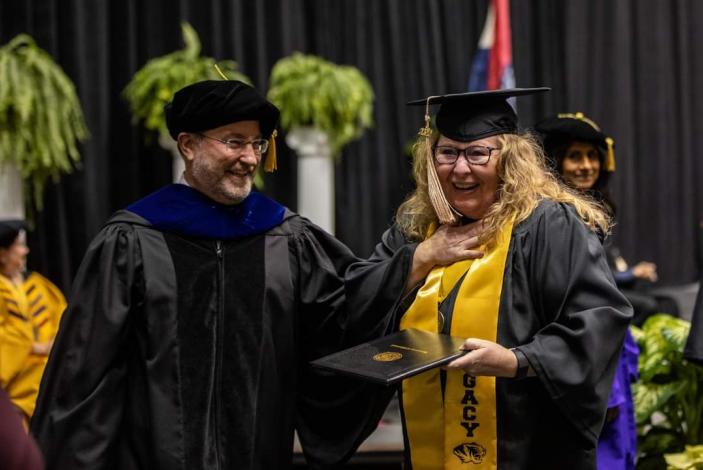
[535,113,643,470]
[535,113,675,326]
[0,386,44,469]
[0,220,66,427]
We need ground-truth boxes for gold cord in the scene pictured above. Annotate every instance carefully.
[264,130,278,172]
[214,63,228,80]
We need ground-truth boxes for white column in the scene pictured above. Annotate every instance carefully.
[159,134,185,182]
[286,127,334,234]
[0,161,25,219]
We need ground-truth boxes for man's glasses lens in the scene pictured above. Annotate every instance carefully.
[199,133,270,154]
[226,139,269,154]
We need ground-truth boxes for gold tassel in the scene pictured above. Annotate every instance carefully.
[420,97,458,225]
[605,137,616,172]
[264,130,278,172]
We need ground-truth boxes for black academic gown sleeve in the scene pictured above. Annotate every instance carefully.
[293,220,410,469]
[343,226,418,340]
[292,220,360,353]
[295,224,414,468]
[515,202,633,444]
[30,221,142,469]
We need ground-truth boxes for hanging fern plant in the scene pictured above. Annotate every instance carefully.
[267,53,374,155]
[0,34,88,209]
[123,22,251,141]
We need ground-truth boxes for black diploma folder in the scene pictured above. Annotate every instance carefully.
[310,328,468,385]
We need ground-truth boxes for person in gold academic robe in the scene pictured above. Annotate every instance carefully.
[0,220,66,425]
[345,89,633,470]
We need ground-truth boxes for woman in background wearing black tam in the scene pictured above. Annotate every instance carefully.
[346,89,632,469]
[0,220,66,428]
[534,112,683,470]
[535,112,668,327]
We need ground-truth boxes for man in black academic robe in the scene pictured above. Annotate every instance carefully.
[30,80,409,469]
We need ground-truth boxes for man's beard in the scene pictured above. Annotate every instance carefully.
[190,158,253,205]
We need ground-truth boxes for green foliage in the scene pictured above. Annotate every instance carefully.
[0,34,88,209]
[123,22,250,140]
[633,314,703,468]
[267,52,374,154]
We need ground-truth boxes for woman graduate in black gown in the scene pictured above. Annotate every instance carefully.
[345,89,632,470]
[535,113,641,470]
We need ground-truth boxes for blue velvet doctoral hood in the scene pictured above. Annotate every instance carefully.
[127,184,286,240]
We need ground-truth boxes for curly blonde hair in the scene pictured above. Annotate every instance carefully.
[395,131,611,244]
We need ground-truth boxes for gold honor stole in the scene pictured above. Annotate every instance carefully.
[400,220,514,470]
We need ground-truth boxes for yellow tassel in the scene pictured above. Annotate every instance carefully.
[264,130,278,172]
[605,137,616,172]
[426,135,457,225]
[419,98,457,225]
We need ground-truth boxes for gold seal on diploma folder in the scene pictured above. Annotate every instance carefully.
[373,352,403,362]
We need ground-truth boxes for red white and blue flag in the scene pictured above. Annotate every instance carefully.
[468,0,515,92]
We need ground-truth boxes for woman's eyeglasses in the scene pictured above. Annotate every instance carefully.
[432,145,498,166]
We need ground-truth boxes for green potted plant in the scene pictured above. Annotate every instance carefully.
[664,445,703,469]
[266,52,374,233]
[631,314,703,469]
[267,52,374,155]
[0,33,88,215]
[123,22,250,180]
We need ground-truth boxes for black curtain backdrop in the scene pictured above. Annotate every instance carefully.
[1,0,701,294]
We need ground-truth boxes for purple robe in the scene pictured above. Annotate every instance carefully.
[597,329,638,469]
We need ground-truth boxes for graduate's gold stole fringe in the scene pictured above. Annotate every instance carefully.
[400,220,514,470]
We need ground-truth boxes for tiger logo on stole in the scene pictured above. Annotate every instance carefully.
[453,442,486,464]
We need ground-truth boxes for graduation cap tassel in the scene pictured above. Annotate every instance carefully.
[605,137,616,172]
[264,130,278,172]
[214,64,229,80]
[426,139,457,225]
[420,98,458,226]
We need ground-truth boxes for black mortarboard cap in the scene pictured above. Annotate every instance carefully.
[165,80,280,139]
[407,87,550,142]
[0,219,25,249]
[534,112,615,172]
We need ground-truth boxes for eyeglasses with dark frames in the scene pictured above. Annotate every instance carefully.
[432,145,499,166]
[198,133,269,154]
